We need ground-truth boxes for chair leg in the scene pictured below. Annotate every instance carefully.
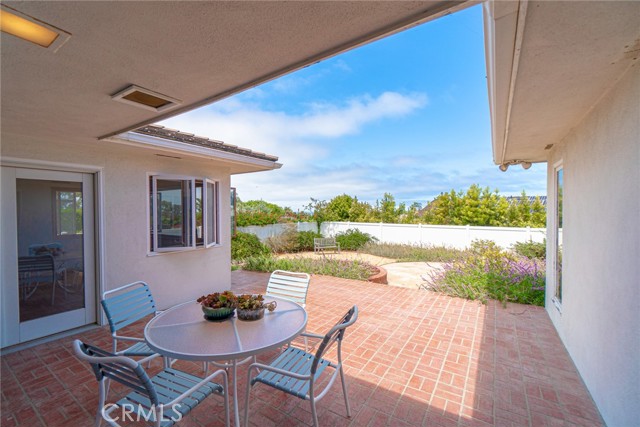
[223,374,231,427]
[243,367,255,427]
[310,398,319,427]
[339,365,351,417]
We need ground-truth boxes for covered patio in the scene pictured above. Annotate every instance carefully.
[1,271,602,426]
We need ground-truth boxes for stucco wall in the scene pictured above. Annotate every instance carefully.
[1,134,234,311]
[546,65,640,425]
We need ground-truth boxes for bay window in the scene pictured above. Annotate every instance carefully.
[149,175,219,253]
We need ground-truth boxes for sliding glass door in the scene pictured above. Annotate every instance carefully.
[1,167,96,347]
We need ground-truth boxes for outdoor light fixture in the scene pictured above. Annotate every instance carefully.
[0,5,70,51]
[499,161,533,172]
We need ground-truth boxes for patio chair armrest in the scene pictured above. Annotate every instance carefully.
[163,368,228,407]
[137,352,162,365]
[248,362,312,381]
[112,334,145,343]
[300,332,324,339]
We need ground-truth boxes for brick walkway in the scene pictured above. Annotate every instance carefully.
[1,271,603,426]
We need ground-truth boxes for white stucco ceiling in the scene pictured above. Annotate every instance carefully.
[1,1,468,147]
[485,0,640,165]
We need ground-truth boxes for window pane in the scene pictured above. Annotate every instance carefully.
[55,189,83,235]
[555,168,563,302]
[230,187,236,237]
[156,179,192,249]
[195,181,204,246]
[206,181,217,245]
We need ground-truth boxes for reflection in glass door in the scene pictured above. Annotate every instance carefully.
[17,179,86,321]
[1,167,96,347]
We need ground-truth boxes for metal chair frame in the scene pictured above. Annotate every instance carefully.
[266,270,312,350]
[101,281,159,357]
[243,305,358,427]
[18,254,56,303]
[72,340,230,427]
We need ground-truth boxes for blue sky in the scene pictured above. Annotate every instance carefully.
[162,4,546,211]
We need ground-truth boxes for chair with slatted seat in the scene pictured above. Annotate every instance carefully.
[72,340,229,427]
[265,270,311,307]
[243,305,358,427]
[101,281,159,358]
[18,255,56,303]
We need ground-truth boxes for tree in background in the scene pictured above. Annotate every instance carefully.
[236,199,284,226]
[237,185,546,227]
[325,194,357,221]
[421,185,544,227]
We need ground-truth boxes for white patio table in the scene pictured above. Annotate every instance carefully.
[144,296,307,426]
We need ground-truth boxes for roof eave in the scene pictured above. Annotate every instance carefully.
[483,0,525,166]
[104,132,282,173]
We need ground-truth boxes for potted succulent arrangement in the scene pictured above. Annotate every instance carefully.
[197,290,238,321]
[236,294,277,321]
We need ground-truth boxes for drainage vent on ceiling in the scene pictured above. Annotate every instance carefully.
[111,85,182,112]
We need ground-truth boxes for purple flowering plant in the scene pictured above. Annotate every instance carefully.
[428,240,545,306]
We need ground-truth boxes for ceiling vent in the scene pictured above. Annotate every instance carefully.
[111,85,182,112]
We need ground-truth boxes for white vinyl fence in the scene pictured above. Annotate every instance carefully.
[321,222,549,249]
[239,221,551,249]
[237,222,318,241]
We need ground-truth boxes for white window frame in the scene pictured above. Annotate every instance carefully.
[149,174,220,254]
[53,187,83,236]
[204,179,220,248]
[551,161,563,312]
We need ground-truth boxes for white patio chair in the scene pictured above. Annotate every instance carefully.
[243,305,358,427]
[266,270,311,349]
[265,270,311,307]
[72,340,229,427]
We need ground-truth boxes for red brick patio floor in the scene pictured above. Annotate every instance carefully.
[1,271,604,426]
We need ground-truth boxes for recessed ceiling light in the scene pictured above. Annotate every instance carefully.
[112,85,182,112]
[0,5,70,51]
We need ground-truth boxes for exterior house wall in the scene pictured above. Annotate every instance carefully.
[1,134,233,312]
[546,66,639,426]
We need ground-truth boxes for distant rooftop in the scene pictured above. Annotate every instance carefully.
[133,124,279,162]
[506,195,547,207]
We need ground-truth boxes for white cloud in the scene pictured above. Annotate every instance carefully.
[160,90,544,211]
[160,91,427,170]
[270,58,353,93]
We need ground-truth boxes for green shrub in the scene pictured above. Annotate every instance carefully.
[360,242,462,262]
[334,228,375,251]
[512,239,546,260]
[231,232,270,261]
[242,255,375,281]
[297,230,322,251]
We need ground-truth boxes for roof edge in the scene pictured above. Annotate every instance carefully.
[483,0,526,166]
[104,129,282,171]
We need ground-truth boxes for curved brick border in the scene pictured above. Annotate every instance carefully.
[368,266,388,284]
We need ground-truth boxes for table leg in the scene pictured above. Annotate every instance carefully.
[232,359,240,427]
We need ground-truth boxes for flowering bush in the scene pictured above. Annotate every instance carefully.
[429,239,545,306]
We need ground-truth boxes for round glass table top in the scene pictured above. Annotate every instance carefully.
[144,296,307,361]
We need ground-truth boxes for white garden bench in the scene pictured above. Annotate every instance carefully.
[314,237,340,254]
